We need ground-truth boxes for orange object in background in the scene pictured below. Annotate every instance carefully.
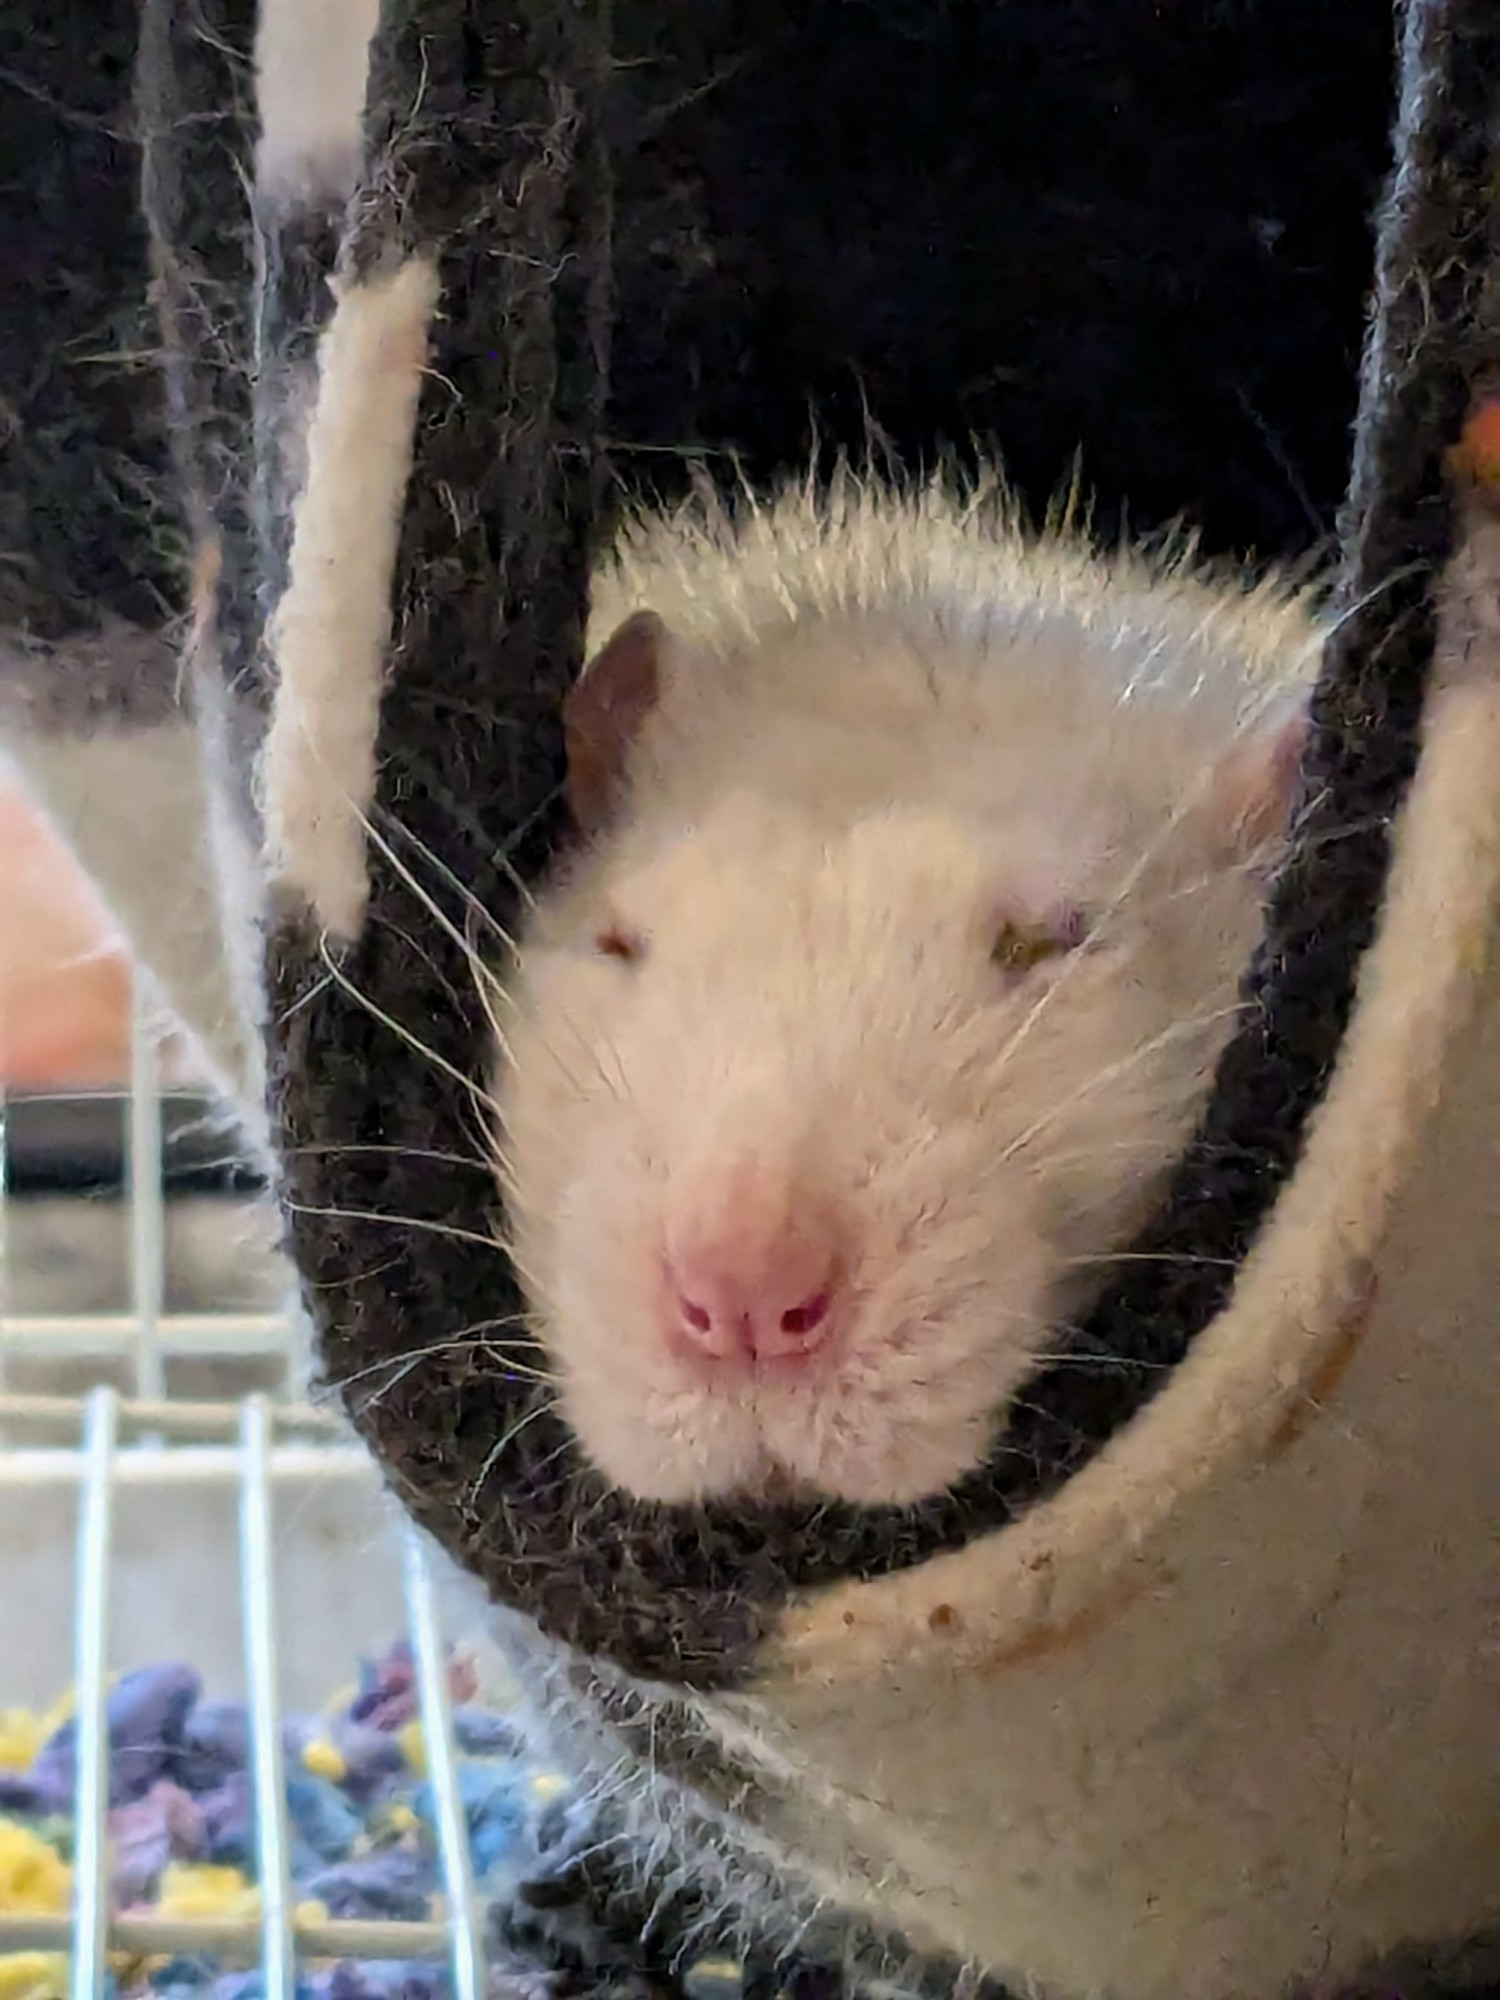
[1450,396,1500,492]
[0,772,134,1092]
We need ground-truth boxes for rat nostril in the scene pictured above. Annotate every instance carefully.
[779,1288,831,1337]
[679,1295,713,1336]
[663,1219,846,1366]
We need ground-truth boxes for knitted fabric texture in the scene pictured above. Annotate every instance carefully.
[5,0,1497,1993]
[250,0,1499,1685]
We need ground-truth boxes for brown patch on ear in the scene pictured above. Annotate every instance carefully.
[1263,1270,1377,1461]
[1208,696,1309,867]
[563,610,665,835]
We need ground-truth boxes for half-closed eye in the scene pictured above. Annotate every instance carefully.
[990,907,1088,974]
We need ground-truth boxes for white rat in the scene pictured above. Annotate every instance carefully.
[494,471,1318,1512]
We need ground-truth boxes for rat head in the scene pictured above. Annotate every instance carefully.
[495,594,1305,1510]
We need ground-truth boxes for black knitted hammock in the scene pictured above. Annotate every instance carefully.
[3,1,1499,1995]
[236,0,1496,1680]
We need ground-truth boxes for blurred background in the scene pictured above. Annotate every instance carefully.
[0,767,287,1402]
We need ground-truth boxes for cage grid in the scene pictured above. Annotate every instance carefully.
[0,993,291,1385]
[0,970,487,2000]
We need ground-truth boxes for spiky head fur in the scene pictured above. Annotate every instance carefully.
[494,469,1320,1509]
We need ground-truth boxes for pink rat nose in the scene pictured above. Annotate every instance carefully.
[664,1205,845,1367]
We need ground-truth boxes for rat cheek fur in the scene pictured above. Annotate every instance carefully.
[564,1359,768,1505]
[549,1291,729,1498]
[530,1146,757,1502]
[495,956,643,1245]
[989,946,1212,1186]
[542,1109,1053,1507]
[765,1297,1043,1504]
[763,1160,1059,1503]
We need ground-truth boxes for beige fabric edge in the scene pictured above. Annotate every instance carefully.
[262,255,441,942]
[771,558,1500,1684]
[252,0,380,208]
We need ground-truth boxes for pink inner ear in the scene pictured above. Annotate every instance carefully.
[1052,901,1092,950]
[563,609,666,833]
[1212,698,1309,860]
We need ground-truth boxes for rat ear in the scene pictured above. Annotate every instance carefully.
[1204,693,1309,868]
[562,610,666,835]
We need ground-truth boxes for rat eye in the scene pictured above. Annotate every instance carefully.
[594,922,646,964]
[991,910,1087,974]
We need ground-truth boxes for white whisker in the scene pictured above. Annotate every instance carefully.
[998,1005,1243,1166]
[358,800,519,972]
[466,1397,559,1506]
[315,937,502,1119]
[283,1197,509,1256]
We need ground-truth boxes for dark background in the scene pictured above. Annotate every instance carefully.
[3,1,1397,631]
[608,0,1398,564]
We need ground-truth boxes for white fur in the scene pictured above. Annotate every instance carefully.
[263,255,440,940]
[497,478,1320,1508]
[650,509,1500,2000]
[253,0,381,205]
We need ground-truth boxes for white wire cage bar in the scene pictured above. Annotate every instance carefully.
[0,965,489,1999]
[126,1001,165,1405]
[0,1390,485,1982]
[1,981,293,1389]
